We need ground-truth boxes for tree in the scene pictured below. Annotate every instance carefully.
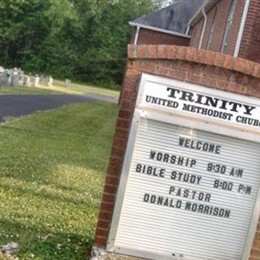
[0,0,159,87]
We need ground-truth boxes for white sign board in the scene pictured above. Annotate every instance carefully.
[137,74,260,132]
[108,74,260,260]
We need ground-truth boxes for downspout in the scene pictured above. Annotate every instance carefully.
[234,0,251,57]
[134,26,140,45]
[185,24,190,36]
[198,7,207,49]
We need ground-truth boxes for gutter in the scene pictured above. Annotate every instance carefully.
[188,0,218,28]
[234,0,251,57]
[129,22,191,39]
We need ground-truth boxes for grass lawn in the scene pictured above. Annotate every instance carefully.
[0,102,118,259]
[0,86,63,95]
[0,81,119,99]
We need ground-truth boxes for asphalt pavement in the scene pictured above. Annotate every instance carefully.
[0,94,118,123]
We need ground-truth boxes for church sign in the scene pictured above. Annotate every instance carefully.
[107,74,260,260]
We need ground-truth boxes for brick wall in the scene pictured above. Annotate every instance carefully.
[190,0,255,58]
[94,44,260,260]
[190,17,204,48]
[130,27,190,46]
[225,0,244,55]
[240,0,260,63]
[190,0,232,52]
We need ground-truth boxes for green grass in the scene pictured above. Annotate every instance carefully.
[0,102,118,259]
[0,81,120,99]
[0,86,62,95]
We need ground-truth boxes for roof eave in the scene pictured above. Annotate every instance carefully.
[189,0,218,27]
[129,22,191,39]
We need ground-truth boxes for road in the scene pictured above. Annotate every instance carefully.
[0,94,118,122]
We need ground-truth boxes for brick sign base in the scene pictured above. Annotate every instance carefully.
[92,45,260,260]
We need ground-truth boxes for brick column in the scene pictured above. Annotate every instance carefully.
[93,44,260,260]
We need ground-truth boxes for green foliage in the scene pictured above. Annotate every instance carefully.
[0,102,118,259]
[0,0,158,86]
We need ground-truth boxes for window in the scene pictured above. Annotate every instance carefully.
[207,7,217,49]
[221,0,236,53]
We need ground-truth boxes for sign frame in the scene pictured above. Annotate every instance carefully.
[107,73,260,260]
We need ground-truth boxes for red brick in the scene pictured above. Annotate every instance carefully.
[105,176,120,186]
[107,158,123,173]
[252,64,260,78]
[94,236,107,247]
[122,78,137,91]
[100,202,115,213]
[201,76,218,88]
[129,60,142,69]
[228,82,247,94]
[157,45,167,59]
[113,136,128,150]
[214,68,231,81]
[147,45,157,59]
[243,60,254,75]
[253,239,260,248]
[249,257,260,260]
[194,49,206,64]
[167,45,178,59]
[121,89,137,100]
[186,47,196,61]
[251,248,260,257]
[98,211,113,221]
[137,45,148,58]
[118,109,132,120]
[116,118,131,129]
[180,62,196,73]
[223,55,235,70]
[158,65,169,76]
[186,73,202,84]
[217,79,230,90]
[143,62,158,74]
[101,193,116,204]
[127,44,137,59]
[233,57,246,73]
[120,99,135,110]
[111,147,125,158]
[115,128,129,139]
[95,228,109,238]
[107,164,121,176]
[109,157,123,168]
[168,69,187,80]
[175,46,187,60]
[202,66,216,78]
[104,185,118,195]
[214,53,226,67]
[125,68,140,80]
[96,219,110,229]
[204,51,216,66]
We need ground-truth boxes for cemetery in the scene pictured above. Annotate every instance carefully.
[0,66,53,88]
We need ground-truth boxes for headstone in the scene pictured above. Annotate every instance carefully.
[65,79,71,88]
[0,74,3,87]
[47,76,53,87]
[18,70,24,86]
[45,76,49,86]
[10,74,19,87]
[5,70,11,86]
[33,75,40,87]
[23,76,31,87]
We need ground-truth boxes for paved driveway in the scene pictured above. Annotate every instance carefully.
[0,94,118,122]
